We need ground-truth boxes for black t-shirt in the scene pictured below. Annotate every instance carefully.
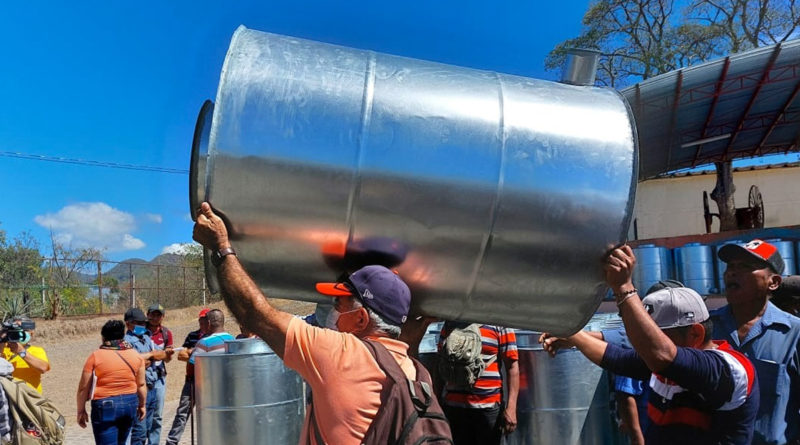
[182,329,205,349]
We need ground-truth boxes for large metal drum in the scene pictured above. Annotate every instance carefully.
[195,339,306,445]
[632,244,673,294]
[191,26,638,335]
[506,327,618,445]
[675,243,716,296]
[766,239,796,276]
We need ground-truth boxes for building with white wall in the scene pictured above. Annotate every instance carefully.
[632,162,800,240]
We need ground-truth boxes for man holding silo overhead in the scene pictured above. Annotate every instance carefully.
[540,246,759,445]
[712,239,800,445]
[192,202,451,445]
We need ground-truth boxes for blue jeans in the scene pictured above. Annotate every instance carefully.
[130,381,160,445]
[146,379,165,445]
[90,393,138,445]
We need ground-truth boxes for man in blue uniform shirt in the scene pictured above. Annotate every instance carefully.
[713,239,800,445]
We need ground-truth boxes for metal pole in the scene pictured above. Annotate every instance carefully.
[190,383,195,445]
[129,263,134,307]
[157,264,161,304]
[131,274,136,308]
[183,266,187,307]
[41,277,45,305]
[202,275,206,306]
[97,260,103,314]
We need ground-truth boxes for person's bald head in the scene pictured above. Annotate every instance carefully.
[207,309,225,332]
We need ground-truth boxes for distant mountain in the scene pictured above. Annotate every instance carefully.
[82,253,195,284]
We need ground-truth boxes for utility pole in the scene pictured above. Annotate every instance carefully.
[131,274,136,308]
[97,260,103,314]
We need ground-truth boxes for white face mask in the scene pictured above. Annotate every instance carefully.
[325,307,361,331]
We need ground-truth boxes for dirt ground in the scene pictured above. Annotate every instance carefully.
[33,299,315,427]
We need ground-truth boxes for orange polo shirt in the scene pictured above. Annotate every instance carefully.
[283,317,416,445]
[82,349,144,400]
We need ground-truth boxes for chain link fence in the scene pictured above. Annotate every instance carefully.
[1,258,215,318]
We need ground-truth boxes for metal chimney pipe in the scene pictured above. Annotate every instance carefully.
[561,48,601,86]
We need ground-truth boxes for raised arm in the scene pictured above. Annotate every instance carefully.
[606,246,676,372]
[193,202,293,358]
[540,330,609,365]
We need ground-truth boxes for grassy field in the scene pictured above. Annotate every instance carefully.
[33,299,315,426]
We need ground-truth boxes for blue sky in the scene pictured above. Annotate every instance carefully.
[0,1,590,261]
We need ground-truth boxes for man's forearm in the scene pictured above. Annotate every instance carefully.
[217,256,292,358]
[506,360,520,410]
[616,392,644,445]
[23,354,50,373]
[569,330,609,365]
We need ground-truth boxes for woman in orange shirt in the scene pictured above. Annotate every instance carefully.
[76,320,146,445]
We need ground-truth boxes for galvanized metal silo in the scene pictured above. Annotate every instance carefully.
[194,339,306,445]
[190,26,638,335]
[675,243,716,296]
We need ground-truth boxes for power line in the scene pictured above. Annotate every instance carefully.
[0,151,189,175]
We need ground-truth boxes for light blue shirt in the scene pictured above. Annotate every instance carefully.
[711,302,800,445]
[124,330,159,386]
[188,332,235,364]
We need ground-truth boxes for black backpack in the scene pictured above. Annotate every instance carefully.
[310,340,453,445]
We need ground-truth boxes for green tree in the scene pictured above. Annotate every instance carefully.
[0,226,44,315]
[44,232,103,318]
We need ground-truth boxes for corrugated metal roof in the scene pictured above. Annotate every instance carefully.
[656,161,800,178]
[622,39,800,180]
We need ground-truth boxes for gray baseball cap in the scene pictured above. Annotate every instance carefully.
[642,287,709,329]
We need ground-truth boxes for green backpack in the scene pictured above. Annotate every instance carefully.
[0,377,65,445]
[437,324,494,390]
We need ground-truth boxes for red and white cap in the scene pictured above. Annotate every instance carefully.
[718,239,785,275]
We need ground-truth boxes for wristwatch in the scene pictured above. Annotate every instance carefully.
[211,247,236,267]
[18,350,26,359]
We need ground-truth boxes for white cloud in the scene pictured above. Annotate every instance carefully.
[161,242,200,255]
[34,202,146,252]
[122,234,146,250]
[145,213,163,224]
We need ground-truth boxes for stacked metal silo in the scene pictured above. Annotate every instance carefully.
[675,243,716,296]
[632,244,673,294]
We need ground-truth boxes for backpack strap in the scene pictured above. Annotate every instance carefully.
[362,340,434,412]
[114,351,137,379]
[162,326,173,347]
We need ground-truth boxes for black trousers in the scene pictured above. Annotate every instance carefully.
[443,404,502,445]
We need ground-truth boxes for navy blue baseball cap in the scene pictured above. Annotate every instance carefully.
[316,265,411,325]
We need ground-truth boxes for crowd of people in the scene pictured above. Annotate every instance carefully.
[0,202,796,445]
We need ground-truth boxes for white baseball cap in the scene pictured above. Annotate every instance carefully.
[642,287,709,329]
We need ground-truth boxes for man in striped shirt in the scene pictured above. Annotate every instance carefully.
[188,309,234,365]
[438,323,519,445]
